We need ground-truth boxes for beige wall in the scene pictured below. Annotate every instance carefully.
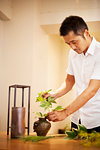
[0,0,73,133]
[0,0,100,134]
[40,0,100,25]
[0,0,49,132]
[0,20,4,129]
[0,0,12,20]
[0,0,67,133]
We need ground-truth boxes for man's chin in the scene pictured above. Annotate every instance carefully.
[78,51,82,54]
[75,50,82,54]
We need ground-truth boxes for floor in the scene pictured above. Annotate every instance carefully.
[0,132,99,150]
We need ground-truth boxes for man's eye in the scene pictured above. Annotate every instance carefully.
[72,41,77,44]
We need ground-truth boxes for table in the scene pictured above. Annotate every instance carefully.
[0,132,99,150]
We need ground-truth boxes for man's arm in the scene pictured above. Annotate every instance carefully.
[47,79,100,122]
[42,74,75,100]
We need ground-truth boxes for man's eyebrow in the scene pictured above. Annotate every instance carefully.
[70,40,77,42]
[65,40,76,44]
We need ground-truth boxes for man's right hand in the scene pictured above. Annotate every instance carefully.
[42,92,56,100]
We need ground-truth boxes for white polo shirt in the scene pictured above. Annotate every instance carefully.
[67,37,100,129]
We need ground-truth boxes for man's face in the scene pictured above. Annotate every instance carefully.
[63,31,89,54]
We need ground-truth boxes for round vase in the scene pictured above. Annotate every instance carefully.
[33,118,51,136]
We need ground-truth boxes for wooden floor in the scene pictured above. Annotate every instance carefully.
[0,132,99,150]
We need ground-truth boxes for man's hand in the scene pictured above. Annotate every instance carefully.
[47,109,68,122]
[42,92,56,100]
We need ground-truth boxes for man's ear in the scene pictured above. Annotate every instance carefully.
[84,29,89,38]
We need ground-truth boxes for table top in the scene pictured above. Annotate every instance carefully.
[0,132,99,150]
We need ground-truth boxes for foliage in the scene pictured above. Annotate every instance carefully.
[21,135,65,142]
[35,89,63,118]
[21,135,54,142]
[34,112,47,118]
[65,124,100,147]
[22,123,100,147]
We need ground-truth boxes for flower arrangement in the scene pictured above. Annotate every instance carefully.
[34,89,63,118]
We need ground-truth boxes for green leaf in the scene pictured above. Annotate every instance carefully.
[36,96,44,102]
[40,103,46,107]
[21,136,54,142]
[72,128,79,136]
[51,100,56,103]
[34,112,43,118]
[48,97,56,103]
[44,113,47,117]
[21,135,65,142]
[78,124,87,132]
[66,131,77,139]
[39,112,43,117]
[53,106,63,111]
[44,89,52,93]
[64,136,74,140]
[47,96,51,101]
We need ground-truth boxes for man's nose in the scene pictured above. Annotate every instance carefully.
[70,44,76,50]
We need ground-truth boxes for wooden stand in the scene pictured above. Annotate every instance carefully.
[7,84,31,136]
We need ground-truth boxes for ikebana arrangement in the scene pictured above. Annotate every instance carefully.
[33,89,63,136]
[21,89,64,142]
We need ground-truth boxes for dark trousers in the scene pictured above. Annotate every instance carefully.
[71,120,100,133]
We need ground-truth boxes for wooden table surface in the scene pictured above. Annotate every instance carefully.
[0,132,100,150]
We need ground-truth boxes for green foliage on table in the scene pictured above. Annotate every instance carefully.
[21,135,54,142]
[21,135,65,142]
[35,89,63,118]
[65,124,100,147]
[65,124,87,139]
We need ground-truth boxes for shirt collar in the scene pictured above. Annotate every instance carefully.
[85,37,96,56]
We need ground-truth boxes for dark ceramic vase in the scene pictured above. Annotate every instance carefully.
[33,118,51,136]
[11,107,25,138]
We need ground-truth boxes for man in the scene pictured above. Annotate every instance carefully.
[42,16,100,133]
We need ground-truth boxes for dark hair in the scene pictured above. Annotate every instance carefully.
[60,16,88,36]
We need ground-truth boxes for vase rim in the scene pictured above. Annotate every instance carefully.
[39,117,46,120]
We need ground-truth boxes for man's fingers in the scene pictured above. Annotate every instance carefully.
[53,119,58,122]
[47,110,67,122]
[47,115,56,121]
[48,111,55,115]
[42,93,47,97]
[42,93,51,99]
[47,114,58,122]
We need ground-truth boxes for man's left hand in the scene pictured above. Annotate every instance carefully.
[47,110,67,122]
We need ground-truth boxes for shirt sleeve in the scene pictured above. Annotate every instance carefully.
[91,56,100,80]
[66,50,74,75]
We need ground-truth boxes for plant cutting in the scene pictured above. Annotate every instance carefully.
[33,89,63,136]
[21,134,65,142]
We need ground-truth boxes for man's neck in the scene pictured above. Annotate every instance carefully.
[83,36,93,55]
